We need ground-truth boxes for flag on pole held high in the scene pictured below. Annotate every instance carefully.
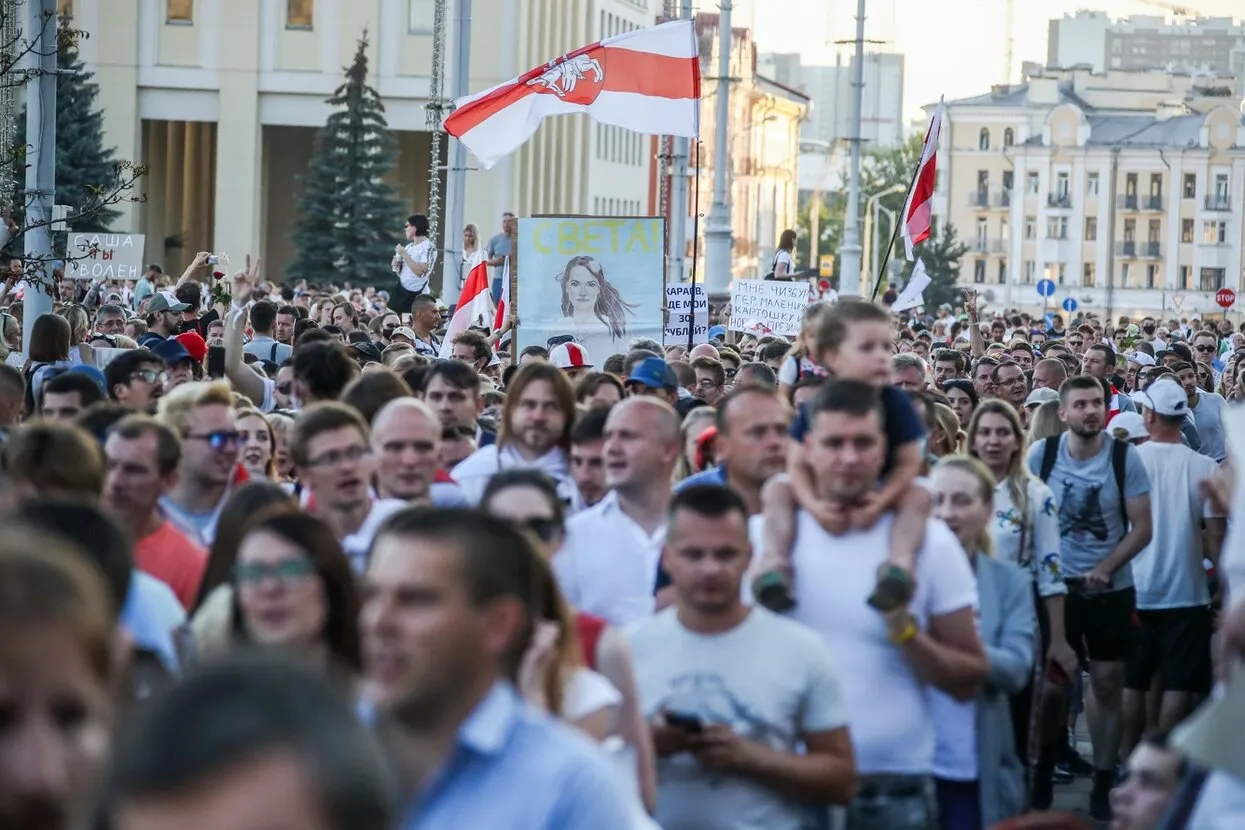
[493,258,510,333]
[900,97,945,261]
[439,260,494,358]
[445,19,701,169]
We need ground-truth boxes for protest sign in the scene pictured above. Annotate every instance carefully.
[516,217,664,362]
[65,233,145,281]
[728,279,808,337]
[664,284,707,345]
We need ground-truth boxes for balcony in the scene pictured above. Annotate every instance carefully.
[1116,195,1140,211]
[1047,193,1072,209]
[1205,196,1232,212]
[1141,195,1163,211]
[1115,241,1162,258]
[970,238,1010,254]
[967,191,1011,209]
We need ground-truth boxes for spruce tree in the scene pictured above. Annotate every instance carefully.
[287,33,405,286]
[11,24,122,233]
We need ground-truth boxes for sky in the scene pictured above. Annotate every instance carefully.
[728,0,1243,120]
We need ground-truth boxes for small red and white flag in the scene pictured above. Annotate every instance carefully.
[493,258,510,333]
[445,19,700,169]
[900,98,945,260]
[439,259,494,358]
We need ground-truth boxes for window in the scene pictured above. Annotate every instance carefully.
[1203,220,1227,244]
[979,128,990,151]
[1002,170,1014,197]
[1183,173,1196,198]
[1145,264,1157,289]
[1085,216,1097,241]
[1179,265,1191,289]
[287,0,312,27]
[1181,218,1194,243]
[1003,128,1015,146]
[997,261,1007,284]
[1121,263,1131,287]
[1149,173,1162,198]
[1024,261,1035,283]
[1087,172,1099,196]
[1045,263,1067,285]
[1082,263,1096,287]
[1214,174,1229,203]
[409,0,435,32]
[1147,219,1161,243]
[1046,216,1067,239]
[167,0,192,22]
[1026,172,1039,194]
[1200,267,1226,292]
[1055,172,1070,200]
[1125,172,1138,198]
[1024,216,1036,240]
[973,260,987,283]
[1123,218,1136,243]
[975,217,988,248]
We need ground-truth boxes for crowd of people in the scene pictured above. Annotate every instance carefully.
[2,244,1245,830]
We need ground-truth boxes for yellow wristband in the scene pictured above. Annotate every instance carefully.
[889,618,918,645]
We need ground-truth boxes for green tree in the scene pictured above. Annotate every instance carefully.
[11,23,123,235]
[287,33,404,286]
[796,191,843,272]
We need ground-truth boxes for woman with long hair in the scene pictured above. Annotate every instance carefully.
[771,228,797,280]
[555,256,639,357]
[1027,399,1067,443]
[236,408,276,480]
[461,223,484,289]
[942,379,980,429]
[480,469,658,817]
[928,456,1037,829]
[230,511,363,677]
[967,400,1078,809]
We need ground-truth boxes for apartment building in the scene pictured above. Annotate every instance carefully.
[931,67,1245,318]
[688,14,807,282]
[67,0,656,287]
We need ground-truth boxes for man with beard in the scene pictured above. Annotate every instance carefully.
[1027,374,1153,821]
[452,363,579,507]
[677,385,790,516]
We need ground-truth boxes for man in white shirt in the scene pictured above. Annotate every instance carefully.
[1124,379,1225,755]
[752,379,986,830]
[452,362,579,506]
[629,484,857,830]
[556,397,681,626]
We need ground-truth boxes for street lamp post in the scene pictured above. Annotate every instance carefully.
[704,0,734,294]
[861,183,905,293]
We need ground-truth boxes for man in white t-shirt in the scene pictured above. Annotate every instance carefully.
[1124,379,1225,755]
[628,484,856,830]
[751,379,985,830]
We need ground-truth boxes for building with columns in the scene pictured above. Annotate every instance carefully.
[66,0,657,288]
[930,66,1245,319]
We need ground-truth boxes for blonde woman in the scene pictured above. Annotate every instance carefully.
[776,301,829,400]
[461,223,484,289]
[1027,399,1067,443]
[928,455,1037,828]
[928,401,964,459]
[236,408,277,480]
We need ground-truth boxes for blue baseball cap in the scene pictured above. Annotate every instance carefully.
[151,338,193,366]
[65,365,108,396]
[708,325,727,341]
[626,356,678,390]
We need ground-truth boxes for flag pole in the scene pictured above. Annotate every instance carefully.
[869,157,922,302]
[688,140,703,352]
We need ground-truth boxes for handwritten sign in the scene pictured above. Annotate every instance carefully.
[664,284,708,344]
[728,279,808,337]
[65,233,145,281]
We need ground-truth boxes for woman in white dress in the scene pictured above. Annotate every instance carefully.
[460,223,484,290]
[553,256,638,361]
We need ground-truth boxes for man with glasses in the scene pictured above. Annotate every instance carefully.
[289,403,405,569]
[156,381,243,547]
[689,355,726,407]
[105,348,166,414]
[992,360,1029,410]
[103,415,207,610]
[95,303,128,336]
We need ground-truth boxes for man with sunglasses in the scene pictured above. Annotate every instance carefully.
[105,349,166,414]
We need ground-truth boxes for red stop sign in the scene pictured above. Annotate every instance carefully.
[1217,288,1236,309]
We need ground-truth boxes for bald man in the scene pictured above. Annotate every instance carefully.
[371,398,444,505]
[554,397,683,626]
[689,343,720,361]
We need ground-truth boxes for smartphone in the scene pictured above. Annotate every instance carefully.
[207,345,226,379]
[664,711,703,734]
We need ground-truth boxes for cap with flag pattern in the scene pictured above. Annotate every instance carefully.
[550,342,593,369]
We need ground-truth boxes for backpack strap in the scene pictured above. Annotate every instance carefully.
[1111,436,1129,527]
[1038,435,1060,483]
[269,341,280,362]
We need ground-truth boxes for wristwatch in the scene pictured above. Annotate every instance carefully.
[889,617,918,645]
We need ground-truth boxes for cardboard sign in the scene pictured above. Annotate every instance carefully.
[728,279,808,337]
[65,233,145,281]
[663,284,708,344]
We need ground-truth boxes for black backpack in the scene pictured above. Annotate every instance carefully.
[1036,434,1129,527]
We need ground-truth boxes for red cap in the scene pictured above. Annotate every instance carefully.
[174,331,208,363]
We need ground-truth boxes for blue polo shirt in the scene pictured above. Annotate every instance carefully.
[674,465,729,491]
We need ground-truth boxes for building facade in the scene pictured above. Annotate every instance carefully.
[932,68,1245,318]
[689,14,807,283]
[69,0,656,289]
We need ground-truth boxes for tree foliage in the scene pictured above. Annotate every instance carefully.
[286,33,405,286]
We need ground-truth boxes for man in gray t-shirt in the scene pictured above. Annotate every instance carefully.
[1025,375,1153,820]
[1174,361,1228,461]
[486,212,515,303]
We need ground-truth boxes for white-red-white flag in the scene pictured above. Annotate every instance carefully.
[900,98,945,261]
[445,19,700,169]
[439,260,494,358]
[493,258,510,333]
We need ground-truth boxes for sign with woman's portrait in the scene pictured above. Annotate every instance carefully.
[516,216,665,364]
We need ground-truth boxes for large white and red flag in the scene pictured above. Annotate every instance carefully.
[900,98,945,260]
[439,259,494,358]
[445,19,700,169]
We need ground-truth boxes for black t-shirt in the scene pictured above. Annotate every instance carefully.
[788,384,925,477]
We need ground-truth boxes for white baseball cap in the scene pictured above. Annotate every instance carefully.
[1023,387,1060,408]
[1132,379,1188,417]
[1109,411,1148,441]
[1125,350,1156,367]
[550,341,592,370]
